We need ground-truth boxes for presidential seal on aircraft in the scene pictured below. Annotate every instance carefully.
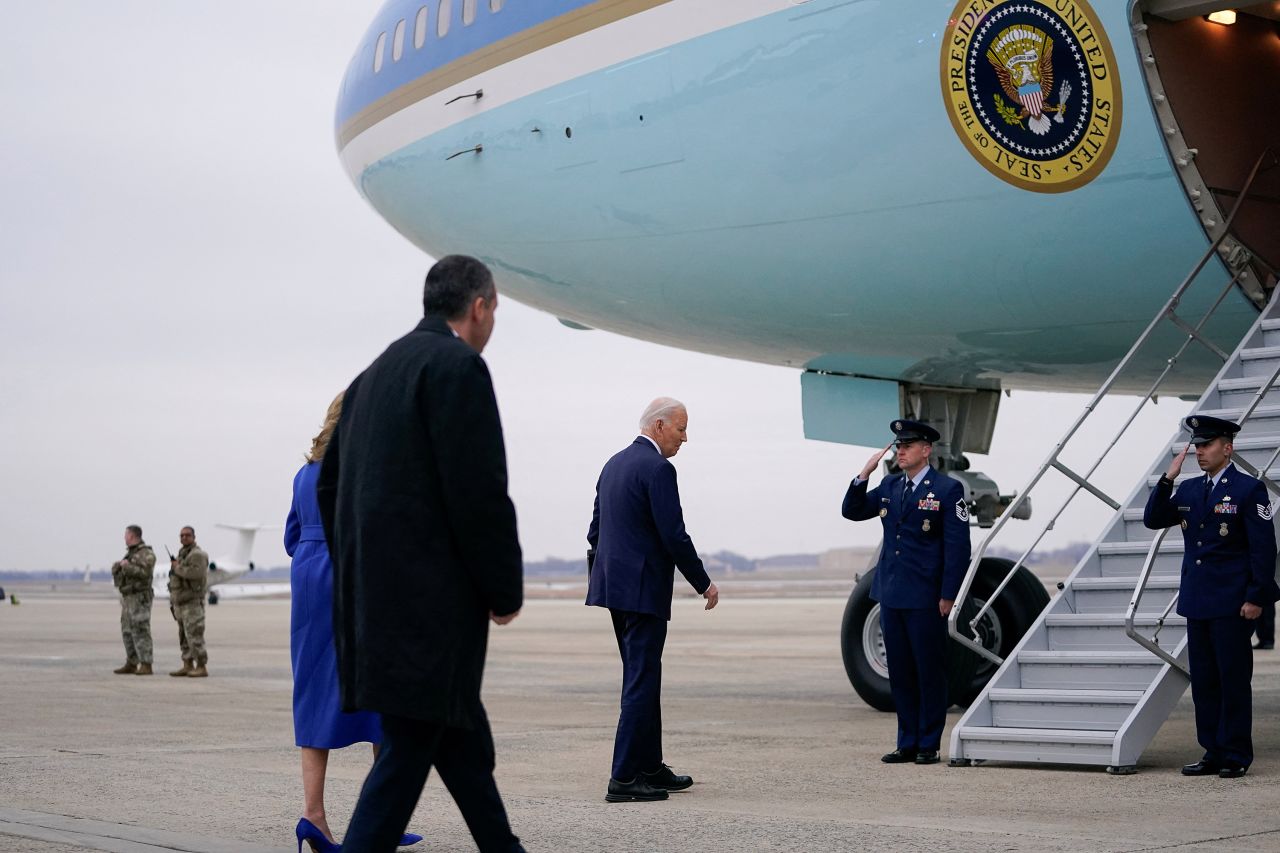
[942,0,1122,193]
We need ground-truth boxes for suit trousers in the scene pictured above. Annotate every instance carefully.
[879,604,947,751]
[342,710,522,853]
[1186,615,1255,766]
[610,609,668,781]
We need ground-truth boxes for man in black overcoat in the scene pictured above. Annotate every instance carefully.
[318,255,525,853]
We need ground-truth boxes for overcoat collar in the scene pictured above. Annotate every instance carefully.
[633,435,661,454]
[416,315,455,336]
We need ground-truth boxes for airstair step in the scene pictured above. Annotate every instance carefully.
[1146,468,1280,488]
[987,688,1141,729]
[1217,375,1280,406]
[1017,650,1158,665]
[1069,576,1179,613]
[1044,613,1186,651]
[954,726,1116,765]
[1239,346,1280,377]
[1017,649,1167,689]
[1097,540,1181,555]
[1260,318,1280,331]
[1071,577,1179,590]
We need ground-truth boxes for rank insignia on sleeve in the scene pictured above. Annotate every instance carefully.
[956,500,969,521]
[1259,503,1274,520]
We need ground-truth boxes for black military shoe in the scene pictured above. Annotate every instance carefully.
[914,750,941,765]
[605,777,669,803]
[881,749,918,764]
[641,763,693,791]
[1180,759,1222,776]
[1218,763,1248,779]
[1253,641,1274,650]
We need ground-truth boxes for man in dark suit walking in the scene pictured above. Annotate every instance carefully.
[842,420,970,766]
[587,398,720,803]
[1144,415,1279,778]
[318,255,525,852]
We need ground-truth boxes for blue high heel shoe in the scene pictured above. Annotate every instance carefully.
[295,817,340,853]
[399,832,423,847]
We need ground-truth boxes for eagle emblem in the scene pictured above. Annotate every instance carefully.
[986,25,1070,136]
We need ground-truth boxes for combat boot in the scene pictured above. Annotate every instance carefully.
[113,661,137,675]
[135,663,153,675]
[188,660,208,678]
[169,660,193,677]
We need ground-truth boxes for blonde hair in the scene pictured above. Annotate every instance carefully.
[307,391,345,463]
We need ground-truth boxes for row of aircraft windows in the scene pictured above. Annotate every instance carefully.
[373,0,507,73]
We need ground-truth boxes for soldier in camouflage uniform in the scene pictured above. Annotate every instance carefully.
[111,525,156,675]
[168,526,210,677]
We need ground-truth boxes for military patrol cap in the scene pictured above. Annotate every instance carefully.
[890,419,940,444]
[1184,415,1240,446]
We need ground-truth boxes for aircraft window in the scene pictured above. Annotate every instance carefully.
[463,0,477,25]
[373,31,386,73]
[414,6,429,48]
[438,0,452,36]
[393,19,406,61]
[490,0,505,10]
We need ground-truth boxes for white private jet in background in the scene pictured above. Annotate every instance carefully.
[151,524,289,604]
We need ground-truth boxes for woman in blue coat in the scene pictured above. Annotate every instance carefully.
[287,393,421,852]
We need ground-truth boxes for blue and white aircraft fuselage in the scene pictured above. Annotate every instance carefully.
[334,0,1278,445]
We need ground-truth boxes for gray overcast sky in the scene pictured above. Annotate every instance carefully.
[0,3,1192,573]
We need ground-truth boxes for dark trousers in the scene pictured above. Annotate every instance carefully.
[609,609,668,781]
[342,710,522,853]
[1255,602,1275,646]
[880,604,948,751]
[1186,615,1254,767]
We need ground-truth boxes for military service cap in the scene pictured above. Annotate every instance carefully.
[1184,415,1240,446]
[891,419,940,445]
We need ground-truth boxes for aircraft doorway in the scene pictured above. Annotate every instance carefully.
[1137,2,1280,304]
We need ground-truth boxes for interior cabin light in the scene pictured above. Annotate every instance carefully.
[1205,10,1237,25]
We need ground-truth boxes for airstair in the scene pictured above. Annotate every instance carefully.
[947,151,1280,772]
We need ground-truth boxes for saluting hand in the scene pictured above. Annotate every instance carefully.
[703,582,719,611]
[490,609,520,625]
[1166,442,1192,481]
[859,443,894,481]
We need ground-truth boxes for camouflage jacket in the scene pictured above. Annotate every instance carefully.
[113,542,156,596]
[168,543,209,606]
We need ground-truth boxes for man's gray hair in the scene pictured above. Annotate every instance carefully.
[639,397,686,431]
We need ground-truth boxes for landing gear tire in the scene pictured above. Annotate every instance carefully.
[840,560,1048,711]
[948,558,1050,707]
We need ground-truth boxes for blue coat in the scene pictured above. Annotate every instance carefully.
[1143,463,1279,619]
[586,437,711,620]
[842,466,970,609]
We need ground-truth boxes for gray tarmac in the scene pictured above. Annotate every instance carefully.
[1,591,1278,852]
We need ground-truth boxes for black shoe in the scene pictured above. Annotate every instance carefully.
[641,763,693,791]
[1253,642,1274,650]
[881,749,917,764]
[1219,763,1248,779]
[915,750,940,765]
[605,777,669,803]
[1181,760,1222,776]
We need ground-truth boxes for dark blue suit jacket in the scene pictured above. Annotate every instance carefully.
[842,466,971,609]
[586,437,711,620]
[1143,463,1279,619]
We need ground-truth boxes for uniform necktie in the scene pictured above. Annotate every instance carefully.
[901,479,914,512]
[1203,476,1213,503]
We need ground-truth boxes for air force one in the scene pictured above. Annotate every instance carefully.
[151,524,288,603]
[333,0,1280,735]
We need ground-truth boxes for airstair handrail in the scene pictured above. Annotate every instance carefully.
[948,147,1278,665]
[1123,528,1190,676]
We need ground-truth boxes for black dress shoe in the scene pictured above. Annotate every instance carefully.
[1181,760,1222,776]
[915,750,940,765]
[641,763,693,791]
[1219,763,1248,779]
[881,749,918,764]
[605,777,669,803]
[1253,641,1274,650]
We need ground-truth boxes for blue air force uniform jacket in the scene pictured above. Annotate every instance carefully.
[586,438,711,620]
[842,467,970,609]
[1143,463,1280,619]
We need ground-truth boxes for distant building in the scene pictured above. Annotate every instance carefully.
[818,548,877,574]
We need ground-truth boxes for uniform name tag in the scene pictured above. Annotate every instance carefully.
[1213,503,1238,514]
[1177,506,1191,512]
[917,498,940,511]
